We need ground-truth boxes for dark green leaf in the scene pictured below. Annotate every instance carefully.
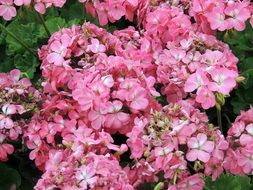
[0,163,21,190]
[38,17,67,39]
[204,174,251,190]
[14,52,39,79]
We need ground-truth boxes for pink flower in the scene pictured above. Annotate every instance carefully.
[0,0,16,21]
[187,133,214,163]
[88,105,107,130]
[204,158,224,181]
[14,0,31,6]
[0,134,14,161]
[238,146,253,173]
[2,104,17,115]
[224,2,251,31]
[95,2,109,26]
[0,115,14,129]
[239,124,253,146]
[207,7,227,31]
[177,174,205,190]
[105,101,130,130]
[108,1,125,21]
[72,87,93,111]
[184,70,209,92]
[196,87,216,109]
[87,38,106,53]
[154,144,174,169]
[128,137,144,159]
[228,121,245,137]
[75,165,97,189]
[47,35,71,66]
[34,0,48,14]
[208,68,238,95]
[202,50,224,66]
[128,88,149,110]
[101,75,114,88]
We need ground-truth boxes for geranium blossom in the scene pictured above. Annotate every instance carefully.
[187,133,214,163]
[0,0,16,20]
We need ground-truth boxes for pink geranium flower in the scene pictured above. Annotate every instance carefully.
[196,87,216,109]
[239,124,253,146]
[187,133,214,163]
[238,146,253,173]
[105,101,130,130]
[177,174,205,190]
[208,68,238,95]
[207,7,227,31]
[184,70,209,92]
[108,0,125,21]
[72,87,93,111]
[87,38,106,53]
[224,2,251,31]
[0,0,16,21]
[14,0,31,6]
[47,35,71,66]
[75,165,97,189]
[129,87,149,110]
[0,134,14,161]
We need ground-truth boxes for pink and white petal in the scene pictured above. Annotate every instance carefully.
[197,150,210,163]
[186,149,198,161]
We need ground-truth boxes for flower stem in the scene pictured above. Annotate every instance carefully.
[0,23,37,57]
[216,104,223,133]
[36,12,51,37]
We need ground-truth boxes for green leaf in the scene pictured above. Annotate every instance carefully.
[231,84,253,114]
[239,57,253,72]
[204,174,251,190]
[60,1,84,21]
[5,22,39,54]
[14,52,39,79]
[241,69,253,89]
[0,55,15,72]
[38,17,67,39]
[0,163,21,190]
[20,179,34,190]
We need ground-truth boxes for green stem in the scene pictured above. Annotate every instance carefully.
[0,23,37,57]
[173,172,178,185]
[216,105,223,133]
[36,12,51,37]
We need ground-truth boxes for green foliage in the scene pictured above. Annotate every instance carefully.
[0,1,88,78]
[221,23,253,115]
[204,174,252,190]
[0,163,21,190]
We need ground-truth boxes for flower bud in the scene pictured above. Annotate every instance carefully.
[236,76,246,83]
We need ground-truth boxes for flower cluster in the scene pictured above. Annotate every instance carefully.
[0,0,66,20]
[39,23,120,88]
[0,69,41,161]
[189,0,253,33]
[225,107,253,175]
[3,0,253,34]
[127,100,228,188]
[84,0,139,26]
[35,150,133,190]
[25,22,161,187]
[155,31,238,109]
[82,0,253,33]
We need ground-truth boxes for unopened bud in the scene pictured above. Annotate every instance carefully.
[144,150,151,158]
[194,161,203,171]
[215,93,225,106]
[236,76,246,83]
